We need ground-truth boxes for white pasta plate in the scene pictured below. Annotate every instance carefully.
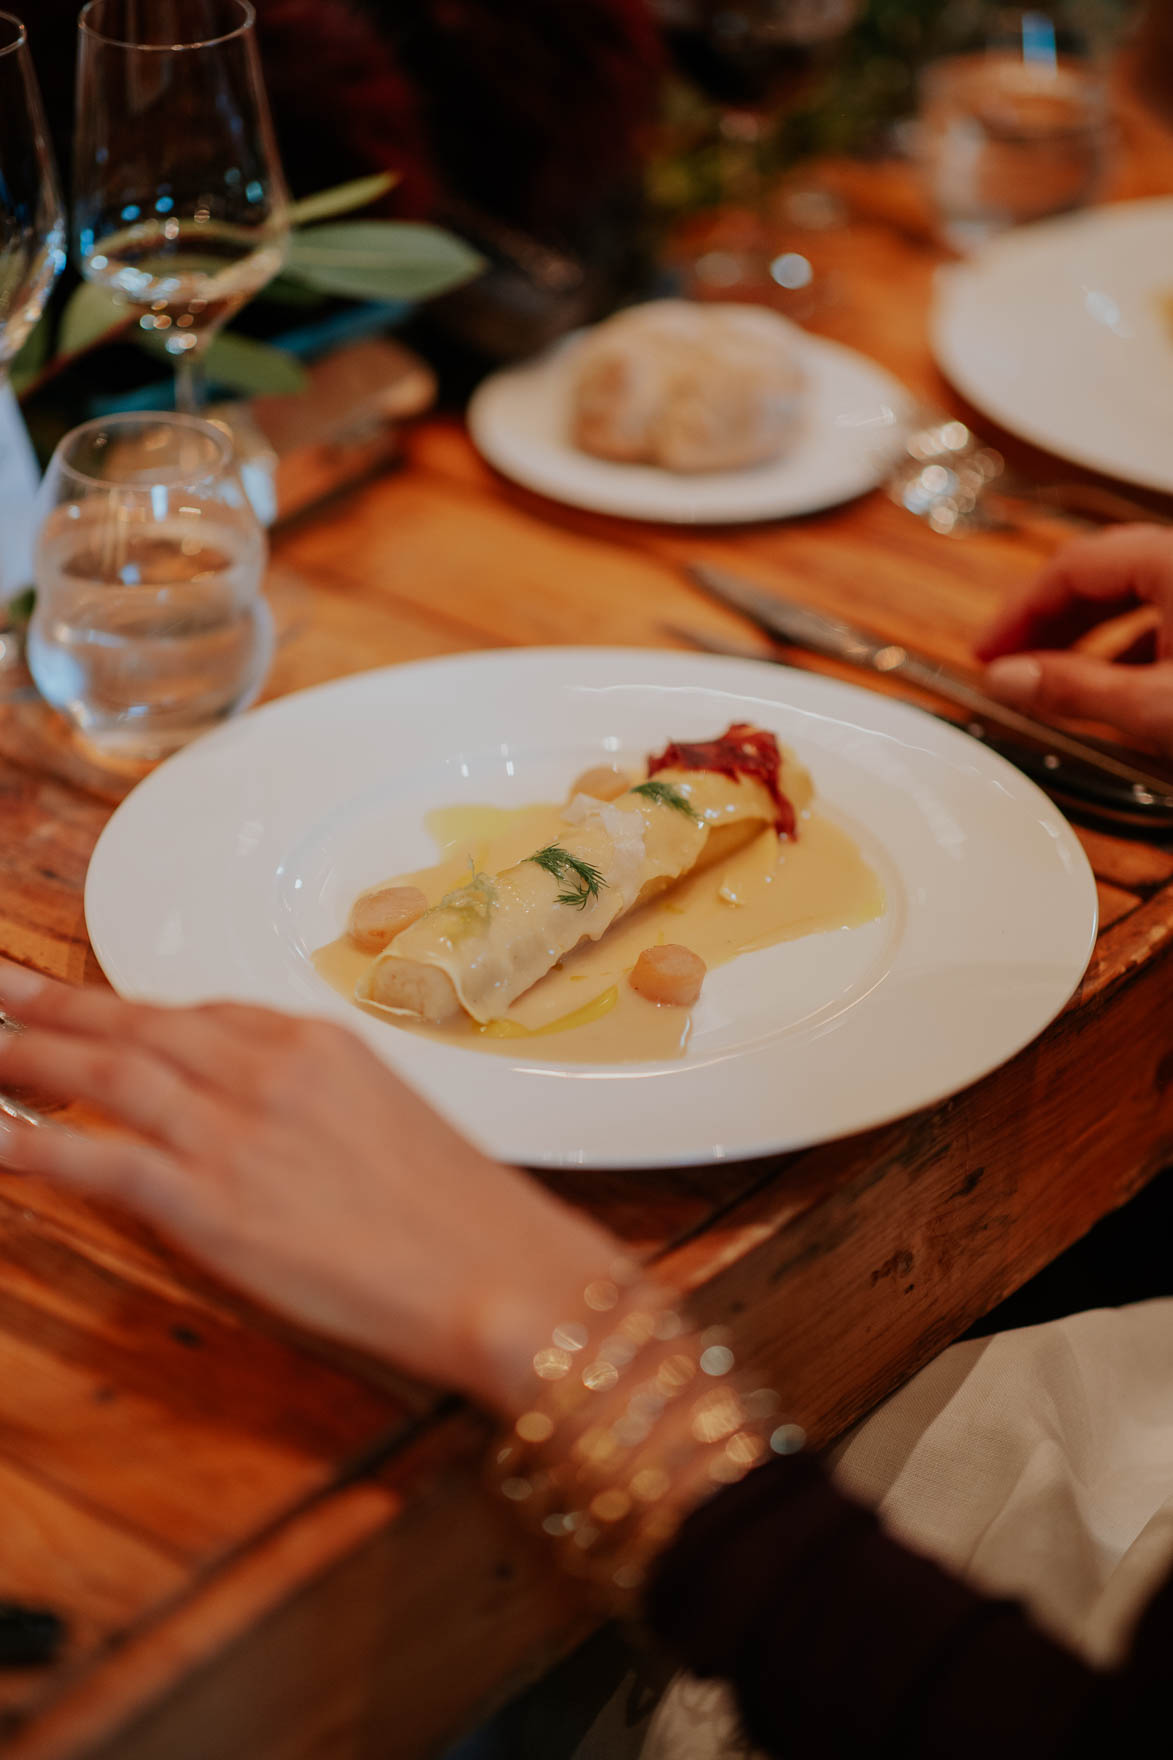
[85,649,1097,1169]
[467,327,912,524]
[932,197,1173,494]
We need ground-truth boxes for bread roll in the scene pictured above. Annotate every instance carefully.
[572,300,806,474]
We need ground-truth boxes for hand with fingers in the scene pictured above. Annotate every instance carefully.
[6,975,1173,1745]
[0,961,615,1423]
[978,524,1173,758]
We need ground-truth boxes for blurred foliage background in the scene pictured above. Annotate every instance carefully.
[788,0,1135,153]
[649,0,1142,220]
[10,0,1148,441]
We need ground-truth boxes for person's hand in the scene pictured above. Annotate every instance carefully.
[0,962,617,1421]
[977,524,1173,757]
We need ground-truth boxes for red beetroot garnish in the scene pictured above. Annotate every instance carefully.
[646,723,796,838]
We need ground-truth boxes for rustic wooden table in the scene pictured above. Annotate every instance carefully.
[3,93,1173,1760]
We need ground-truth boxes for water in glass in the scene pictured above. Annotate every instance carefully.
[918,12,1111,251]
[29,414,272,759]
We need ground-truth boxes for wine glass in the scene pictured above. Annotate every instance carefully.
[0,10,67,677]
[653,0,860,304]
[28,412,272,761]
[73,0,291,414]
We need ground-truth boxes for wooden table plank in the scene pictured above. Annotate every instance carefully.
[0,1212,410,1564]
[1096,881,1142,931]
[3,1482,401,1760]
[0,1196,415,1739]
[0,1460,184,1731]
[1074,829,1173,894]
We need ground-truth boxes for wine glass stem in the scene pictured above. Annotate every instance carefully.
[722,109,771,258]
[173,347,206,415]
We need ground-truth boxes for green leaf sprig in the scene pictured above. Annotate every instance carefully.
[23,170,484,403]
[287,173,401,228]
[528,843,608,911]
[283,220,483,304]
[436,865,497,937]
[630,779,700,822]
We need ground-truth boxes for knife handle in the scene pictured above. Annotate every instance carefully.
[944,719,1173,830]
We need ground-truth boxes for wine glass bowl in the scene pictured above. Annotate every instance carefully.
[0,10,66,370]
[28,412,273,760]
[0,10,66,681]
[653,0,861,305]
[658,0,860,123]
[73,0,291,410]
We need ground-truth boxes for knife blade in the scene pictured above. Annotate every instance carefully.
[0,1090,46,1128]
[664,617,1173,829]
[685,561,1173,822]
[0,1015,46,1130]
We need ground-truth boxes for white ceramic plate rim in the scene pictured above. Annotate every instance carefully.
[467,326,912,523]
[931,198,1173,494]
[85,650,1098,1170]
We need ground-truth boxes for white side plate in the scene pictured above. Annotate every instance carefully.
[467,327,911,524]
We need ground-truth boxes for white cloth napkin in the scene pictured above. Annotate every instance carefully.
[635,1299,1173,1760]
[0,386,39,602]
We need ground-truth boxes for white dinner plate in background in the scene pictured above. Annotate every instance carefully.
[467,326,911,524]
[932,198,1173,493]
[85,649,1097,1169]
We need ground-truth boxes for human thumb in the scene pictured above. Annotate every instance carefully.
[985,653,1173,756]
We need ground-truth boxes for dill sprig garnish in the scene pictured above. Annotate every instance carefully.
[436,864,497,936]
[631,779,700,821]
[528,842,608,910]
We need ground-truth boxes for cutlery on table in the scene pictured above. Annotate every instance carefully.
[0,1014,46,1130]
[0,1090,47,1128]
[678,562,1173,831]
[888,409,1172,536]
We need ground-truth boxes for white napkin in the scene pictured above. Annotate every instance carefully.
[0,385,39,601]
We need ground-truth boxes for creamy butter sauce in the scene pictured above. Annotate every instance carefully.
[312,796,885,1064]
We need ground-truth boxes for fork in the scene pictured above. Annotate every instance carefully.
[887,407,1171,536]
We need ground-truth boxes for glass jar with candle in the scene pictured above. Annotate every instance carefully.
[917,7,1114,252]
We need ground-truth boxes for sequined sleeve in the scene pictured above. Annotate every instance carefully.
[647,1451,1173,1758]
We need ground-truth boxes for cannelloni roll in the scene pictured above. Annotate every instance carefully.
[359,725,809,1027]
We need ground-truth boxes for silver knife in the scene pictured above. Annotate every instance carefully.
[0,1091,46,1128]
[0,1015,46,1130]
[683,561,1173,825]
[666,618,1170,828]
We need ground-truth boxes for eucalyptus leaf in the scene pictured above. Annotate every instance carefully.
[289,172,398,227]
[58,282,128,357]
[5,587,34,626]
[201,331,308,396]
[8,315,52,396]
[284,222,483,303]
[133,325,306,395]
[258,273,329,308]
